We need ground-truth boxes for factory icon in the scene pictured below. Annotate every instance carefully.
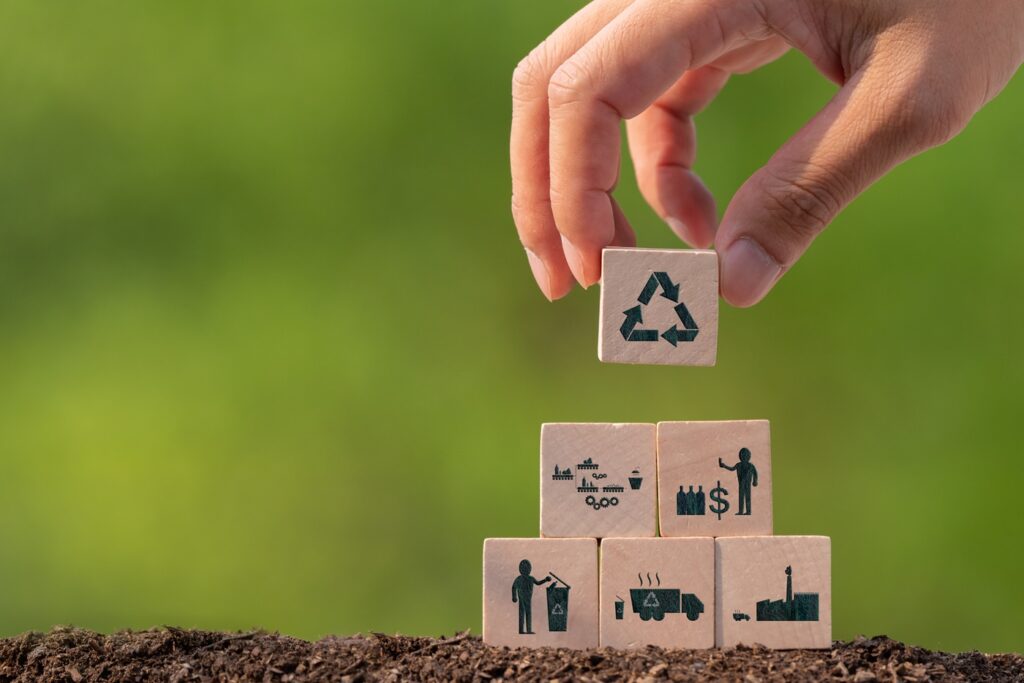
[755,566,819,622]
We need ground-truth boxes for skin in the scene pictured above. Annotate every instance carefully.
[510,0,1024,305]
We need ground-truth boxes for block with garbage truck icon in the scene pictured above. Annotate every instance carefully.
[482,538,598,649]
[599,537,715,649]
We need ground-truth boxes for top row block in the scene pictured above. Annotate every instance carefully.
[541,421,772,539]
[599,248,718,366]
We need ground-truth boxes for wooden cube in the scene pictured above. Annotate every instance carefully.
[657,420,773,538]
[483,538,599,649]
[541,423,657,539]
[598,248,718,366]
[716,536,831,649]
[600,538,715,649]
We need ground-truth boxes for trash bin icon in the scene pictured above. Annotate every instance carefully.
[545,573,571,632]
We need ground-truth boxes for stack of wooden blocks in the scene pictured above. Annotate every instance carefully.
[483,249,831,650]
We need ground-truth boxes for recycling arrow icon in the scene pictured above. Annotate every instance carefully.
[619,272,699,345]
[643,591,660,608]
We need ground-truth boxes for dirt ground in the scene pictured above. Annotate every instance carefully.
[0,627,1020,683]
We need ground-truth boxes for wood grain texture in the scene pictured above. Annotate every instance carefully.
[541,423,657,539]
[658,420,773,538]
[600,538,715,649]
[716,536,831,649]
[598,248,718,366]
[483,538,599,649]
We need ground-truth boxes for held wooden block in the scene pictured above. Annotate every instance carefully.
[598,248,718,366]
[716,536,832,649]
[541,423,657,539]
[658,421,773,538]
[600,538,715,649]
[483,538,599,649]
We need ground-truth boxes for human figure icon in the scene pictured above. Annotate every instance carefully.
[719,448,758,515]
[511,559,551,634]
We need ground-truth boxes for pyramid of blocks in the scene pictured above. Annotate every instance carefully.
[483,250,831,650]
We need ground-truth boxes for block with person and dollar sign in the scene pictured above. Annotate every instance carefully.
[657,420,773,538]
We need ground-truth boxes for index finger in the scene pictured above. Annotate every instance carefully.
[510,0,633,299]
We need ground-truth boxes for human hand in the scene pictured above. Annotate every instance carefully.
[511,0,1024,305]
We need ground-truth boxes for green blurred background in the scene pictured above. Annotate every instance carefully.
[0,0,1020,653]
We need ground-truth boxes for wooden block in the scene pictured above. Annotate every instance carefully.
[541,423,657,539]
[598,248,718,366]
[483,538,599,649]
[716,536,831,649]
[600,538,715,649]
[657,420,773,538]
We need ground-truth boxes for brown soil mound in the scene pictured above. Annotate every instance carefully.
[0,627,1020,682]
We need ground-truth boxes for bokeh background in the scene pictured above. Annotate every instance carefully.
[0,0,1020,653]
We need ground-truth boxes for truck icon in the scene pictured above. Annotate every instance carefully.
[629,587,704,622]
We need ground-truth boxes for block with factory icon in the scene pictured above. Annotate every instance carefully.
[657,420,773,538]
[483,538,599,649]
[541,423,657,539]
[716,536,831,649]
[598,248,718,366]
[599,538,715,649]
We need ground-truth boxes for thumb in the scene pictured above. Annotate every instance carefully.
[716,56,970,307]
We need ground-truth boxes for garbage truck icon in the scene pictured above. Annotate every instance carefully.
[629,587,704,622]
[545,573,571,631]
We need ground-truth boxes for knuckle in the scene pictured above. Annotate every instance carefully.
[758,168,844,252]
[547,59,589,109]
[510,194,547,251]
[889,94,970,149]
[512,50,548,105]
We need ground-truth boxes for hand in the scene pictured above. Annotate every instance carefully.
[511,0,1024,305]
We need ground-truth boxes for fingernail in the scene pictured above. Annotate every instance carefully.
[721,237,782,307]
[560,235,588,288]
[666,216,688,241]
[525,249,553,301]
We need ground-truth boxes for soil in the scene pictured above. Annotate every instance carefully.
[0,627,1020,683]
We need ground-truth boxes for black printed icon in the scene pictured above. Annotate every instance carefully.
[719,448,758,516]
[545,573,571,632]
[620,272,699,345]
[733,612,751,621]
[511,559,552,634]
[708,481,729,520]
[676,485,706,515]
[755,566,819,622]
[625,573,704,622]
[553,456,641,512]
[551,465,573,481]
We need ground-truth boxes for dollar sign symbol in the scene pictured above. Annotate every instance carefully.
[708,480,730,520]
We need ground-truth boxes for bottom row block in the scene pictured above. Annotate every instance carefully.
[483,536,830,650]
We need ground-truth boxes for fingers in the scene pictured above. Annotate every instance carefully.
[716,55,970,307]
[547,0,769,286]
[625,37,789,250]
[625,66,730,248]
[511,0,634,300]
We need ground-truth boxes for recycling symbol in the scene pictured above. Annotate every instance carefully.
[642,591,660,608]
[620,272,699,346]
[551,603,564,615]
